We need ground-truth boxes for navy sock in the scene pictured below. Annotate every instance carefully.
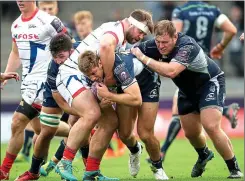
[127,142,139,154]
[22,129,34,157]
[225,156,240,172]
[79,145,89,159]
[223,106,229,116]
[29,156,44,174]
[195,145,210,160]
[161,116,181,153]
[151,157,163,169]
[54,140,66,161]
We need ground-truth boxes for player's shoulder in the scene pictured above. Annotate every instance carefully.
[36,10,58,24]
[139,38,157,51]
[11,15,22,30]
[177,33,197,48]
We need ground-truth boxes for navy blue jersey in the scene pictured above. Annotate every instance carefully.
[114,52,160,102]
[46,41,80,91]
[137,33,223,97]
[172,1,221,53]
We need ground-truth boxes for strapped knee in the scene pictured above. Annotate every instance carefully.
[39,112,62,128]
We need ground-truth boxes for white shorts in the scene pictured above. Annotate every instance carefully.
[56,67,89,107]
[21,79,45,108]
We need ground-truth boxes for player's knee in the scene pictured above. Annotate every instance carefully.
[84,107,101,127]
[203,122,220,136]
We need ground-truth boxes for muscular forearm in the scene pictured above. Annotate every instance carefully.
[141,56,175,78]
[220,32,236,48]
[100,45,115,85]
[106,91,142,107]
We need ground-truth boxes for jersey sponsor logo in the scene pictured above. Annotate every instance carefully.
[13,33,39,40]
[51,18,64,32]
[28,24,37,29]
[205,92,215,101]
[114,62,133,86]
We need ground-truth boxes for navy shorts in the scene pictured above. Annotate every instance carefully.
[42,83,59,108]
[178,74,225,115]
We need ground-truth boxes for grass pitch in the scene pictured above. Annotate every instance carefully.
[1,138,244,181]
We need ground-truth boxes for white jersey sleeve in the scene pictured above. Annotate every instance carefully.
[46,16,67,37]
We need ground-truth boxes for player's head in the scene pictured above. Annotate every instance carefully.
[50,33,73,64]
[78,51,104,82]
[126,9,154,44]
[73,11,93,39]
[154,20,178,55]
[38,1,58,16]
[16,1,36,13]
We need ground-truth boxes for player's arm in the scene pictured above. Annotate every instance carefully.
[239,33,244,42]
[211,13,237,59]
[5,42,21,72]
[131,47,187,78]
[96,82,142,107]
[52,91,78,116]
[99,33,117,86]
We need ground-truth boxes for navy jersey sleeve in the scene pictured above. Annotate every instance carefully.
[171,7,183,21]
[114,53,136,90]
[47,60,60,91]
[171,44,200,67]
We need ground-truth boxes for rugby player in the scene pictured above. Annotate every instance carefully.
[0,1,69,180]
[54,9,154,180]
[131,20,243,179]
[79,50,169,180]
[158,0,239,163]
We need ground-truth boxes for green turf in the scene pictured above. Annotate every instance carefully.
[1,138,244,181]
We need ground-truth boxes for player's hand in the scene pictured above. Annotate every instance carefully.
[99,98,114,108]
[104,75,116,86]
[96,83,110,99]
[210,43,224,59]
[1,72,20,82]
[239,33,244,42]
[131,47,144,60]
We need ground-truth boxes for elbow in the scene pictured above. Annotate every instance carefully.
[100,43,112,52]
[132,95,142,107]
[166,71,178,79]
[230,27,237,36]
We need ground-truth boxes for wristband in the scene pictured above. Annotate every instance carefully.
[146,58,151,66]
[219,42,226,48]
[141,55,146,61]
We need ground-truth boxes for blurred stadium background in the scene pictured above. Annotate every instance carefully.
[1,1,244,142]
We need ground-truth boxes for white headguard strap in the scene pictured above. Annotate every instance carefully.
[128,16,150,34]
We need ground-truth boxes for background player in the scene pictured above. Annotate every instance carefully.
[156,1,240,164]
[0,1,69,180]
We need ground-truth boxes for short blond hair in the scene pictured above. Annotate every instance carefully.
[38,1,58,7]
[154,20,176,37]
[73,11,93,23]
[78,50,99,74]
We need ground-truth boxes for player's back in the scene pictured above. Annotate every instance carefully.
[172,1,221,53]
[11,9,62,81]
[62,21,126,72]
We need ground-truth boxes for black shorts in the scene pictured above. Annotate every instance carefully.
[42,83,59,108]
[178,74,225,115]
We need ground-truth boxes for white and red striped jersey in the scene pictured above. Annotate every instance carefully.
[61,21,126,72]
[11,8,67,81]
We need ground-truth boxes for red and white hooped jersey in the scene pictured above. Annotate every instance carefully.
[61,21,126,72]
[11,8,66,81]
